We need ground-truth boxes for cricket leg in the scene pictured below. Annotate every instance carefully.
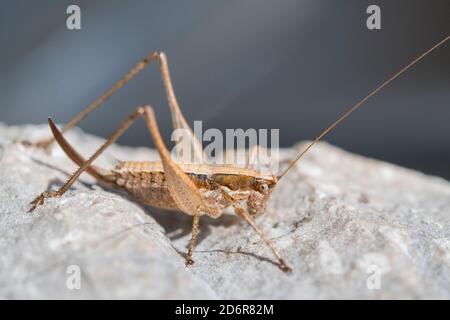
[23,52,204,163]
[29,106,149,212]
[186,213,201,266]
[22,52,161,149]
[142,106,217,216]
[47,117,114,186]
[234,204,292,273]
[155,52,205,163]
[142,106,220,265]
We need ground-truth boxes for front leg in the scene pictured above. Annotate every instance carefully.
[233,204,292,273]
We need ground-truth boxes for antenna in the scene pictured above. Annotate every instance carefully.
[277,35,449,180]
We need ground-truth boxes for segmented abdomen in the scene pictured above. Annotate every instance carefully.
[114,170,179,210]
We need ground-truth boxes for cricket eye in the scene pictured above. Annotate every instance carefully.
[258,183,269,194]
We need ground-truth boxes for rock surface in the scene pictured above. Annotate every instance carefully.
[1,123,450,299]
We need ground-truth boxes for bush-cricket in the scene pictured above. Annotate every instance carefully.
[24,35,449,272]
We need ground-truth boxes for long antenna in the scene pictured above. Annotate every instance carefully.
[277,35,449,180]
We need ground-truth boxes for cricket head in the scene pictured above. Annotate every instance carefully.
[247,175,278,216]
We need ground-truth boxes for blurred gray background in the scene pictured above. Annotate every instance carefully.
[0,0,449,178]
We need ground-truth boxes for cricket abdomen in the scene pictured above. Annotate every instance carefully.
[109,163,228,213]
[107,161,275,215]
[112,170,179,210]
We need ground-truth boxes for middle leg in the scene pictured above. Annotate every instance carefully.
[185,213,201,266]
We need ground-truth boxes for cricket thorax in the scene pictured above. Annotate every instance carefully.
[109,161,276,215]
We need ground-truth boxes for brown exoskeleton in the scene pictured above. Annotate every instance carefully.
[25,36,449,272]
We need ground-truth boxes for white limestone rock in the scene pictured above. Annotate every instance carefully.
[0,123,449,299]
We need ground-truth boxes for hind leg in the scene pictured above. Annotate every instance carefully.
[29,106,149,212]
